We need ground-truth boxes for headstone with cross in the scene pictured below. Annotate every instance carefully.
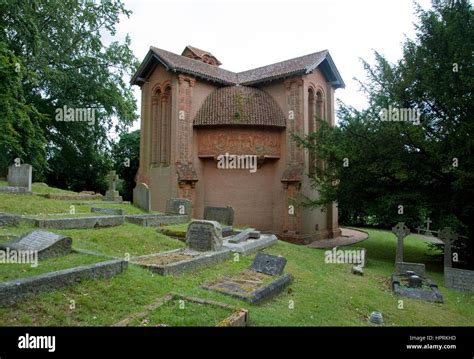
[104,170,123,202]
[424,217,433,236]
[392,222,410,263]
[439,227,457,269]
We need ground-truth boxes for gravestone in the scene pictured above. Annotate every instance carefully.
[186,220,223,252]
[0,230,72,259]
[440,227,474,292]
[165,198,192,215]
[7,164,32,191]
[204,206,234,226]
[392,222,410,263]
[104,170,122,202]
[133,182,151,212]
[250,253,287,276]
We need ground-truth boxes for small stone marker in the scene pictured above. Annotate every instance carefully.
[104,170,122,202]
[250,252,287,276]
[186,220,223,252]
[392,222,410,263]
[165,198,192,215]
[204,206,234,226]
[352,264,364,276]
[368,311,384,325]
[7,164,32,191]
[133,182,151,212]
[0,230,72,259]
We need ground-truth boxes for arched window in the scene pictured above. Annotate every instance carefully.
[160,86,172,166]
[315,90,325,129]
[308,88,316,176]
[151,89,162,165]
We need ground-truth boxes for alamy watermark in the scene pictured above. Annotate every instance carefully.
[378,105,420,125]
[325,247,365,265]
[217,153,258,173]
[55,105,96,126]
[0,249,38,267]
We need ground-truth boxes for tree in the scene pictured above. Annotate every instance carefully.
[0,0,139,188]
[112,130,140,201]
[295,0,473,265]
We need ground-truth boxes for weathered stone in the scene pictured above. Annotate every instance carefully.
[204,206,234,226]
[444,267,474,292]
[0,186,30,194]
[0,259,127,307]
[165,198,192,215]
[392,273,444,303]
[133,182,151,212]
[104,170,122,202]
[223,234,278,255]
[30,215,124,229]
[408,275,422,288]
[368,312,383,325]
[126,214,189,226]
[352,265,364,276]
[0,230,72,259]
[186,220,223,252]
[250,252,287,276]
[396,261,425,276]
[91,207,125,216]
[228,229,252,244]
[0,212,19,227]
[7,164,32,191]
[44,193,102,200]
[392,222,410,263]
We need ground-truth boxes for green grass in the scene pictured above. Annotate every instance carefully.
[0,253,106,282]
[128,298,235,327]
[0,186,473,326]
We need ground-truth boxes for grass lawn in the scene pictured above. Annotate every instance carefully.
[0,252,106,282]
[0,187,473,326]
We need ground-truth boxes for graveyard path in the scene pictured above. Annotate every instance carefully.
[306,228,368,249]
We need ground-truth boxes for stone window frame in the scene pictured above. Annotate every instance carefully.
[150,81,172,167]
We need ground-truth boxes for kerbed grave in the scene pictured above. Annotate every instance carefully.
[113,293,248,327]
[203,252,293,304]
[125,213,190,227]
[21,215,124,229]
[390,222,444,303]
[130,220,230,275]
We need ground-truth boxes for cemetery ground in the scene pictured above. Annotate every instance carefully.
[0,185,473,326]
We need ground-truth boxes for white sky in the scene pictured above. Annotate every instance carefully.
[114,0,433,132]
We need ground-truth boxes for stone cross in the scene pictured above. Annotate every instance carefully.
[439,227,457,269]
[107,171,118,192]
[392,222,410,263]
[424,217,433,236]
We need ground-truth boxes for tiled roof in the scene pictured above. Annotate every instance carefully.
[151,46,237,84]
[182,45,222,65]
[193,86,286,127]
[131,46,345,88]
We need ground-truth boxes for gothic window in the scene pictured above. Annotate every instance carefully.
[151,89,162,165]
[160,86,172,166]
[150,85,172,167]
[308,88,316,176]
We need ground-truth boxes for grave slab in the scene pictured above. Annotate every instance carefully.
[392,273,444,303]
[0,230,72,259]
[203,253,292,304]
[91,207,125,216]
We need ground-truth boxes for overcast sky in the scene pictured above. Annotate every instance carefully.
[115,0,433,131]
